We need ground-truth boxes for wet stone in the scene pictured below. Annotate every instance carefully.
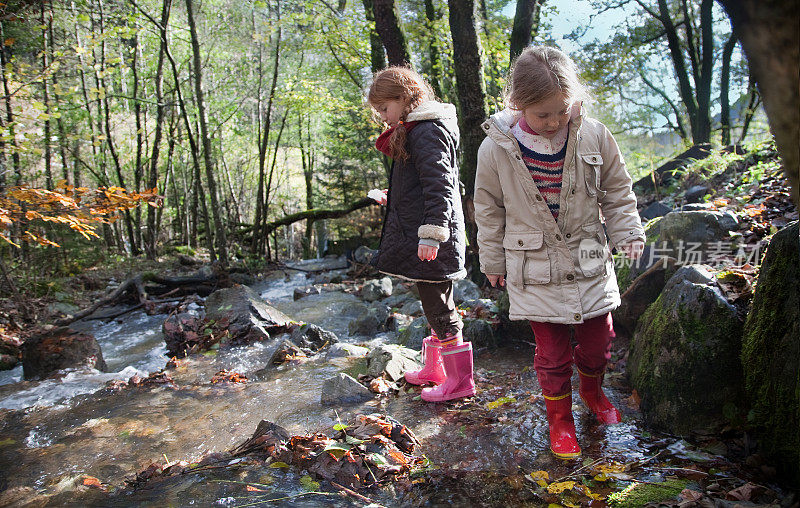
[399,299,424,316]
[293,285,321,300]
[321,373,373,405]
[326,343,369,359]
[21,327,107,380]
[366,344,421,382]
[361,277,393,302]
[397,316,429,350]
[289,323,338,352]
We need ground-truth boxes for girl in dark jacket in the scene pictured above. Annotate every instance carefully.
[367,67,474,402]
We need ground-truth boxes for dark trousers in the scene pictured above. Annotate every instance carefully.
[529,313,615,397]
[416,280,462,339]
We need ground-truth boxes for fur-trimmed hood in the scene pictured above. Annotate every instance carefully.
[407,101,459,148]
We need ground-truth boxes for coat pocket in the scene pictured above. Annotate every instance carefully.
[575,222,609,278]
[503,231,551,287]
[581,153,606,199]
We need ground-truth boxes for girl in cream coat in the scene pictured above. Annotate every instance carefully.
[474,46,645,459]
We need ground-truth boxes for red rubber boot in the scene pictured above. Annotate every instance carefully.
[578,370,622,424]
[544,394,581,459]
[421,342,476,402]
[404,336,446,385]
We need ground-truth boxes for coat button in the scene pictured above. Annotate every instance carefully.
[565,233,572,239]
[571,189,576,194]
[574,313,581,321]
[516,155,521,160]
[555,234,562,241]
[518,240,524,246]
[536,195,543,201]
[566,273,574,281]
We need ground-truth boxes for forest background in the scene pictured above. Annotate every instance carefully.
[0,0,774,279]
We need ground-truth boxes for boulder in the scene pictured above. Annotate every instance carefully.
[397,316,429,350]
[740,222,799,486]
[346,302,389,336]
[639,201,673,221]
[352,246,376,265]
[21,327,107,379]
[383,292,414,309]
[365,344,421,382]
[0,334,22,371]
[627,265,746,435]
[462,318,496,348]
[229,272,257,286]
[453,279,482,304]
[613,257,679,337]
[361,277,393,302]
[290,323,338,352]
[269,339,307,365]
[684,184,711,203]
[205,285,292,344]
[495,290,534,342]
[326,343,369,359]
[399,299,424,316]
[321,373,373,405]
[658,210,739,247]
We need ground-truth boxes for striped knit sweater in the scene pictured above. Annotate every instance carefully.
[511,118,569,219]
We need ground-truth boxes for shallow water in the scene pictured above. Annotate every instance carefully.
[0,262,740,506]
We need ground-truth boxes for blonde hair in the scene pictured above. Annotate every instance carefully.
[367,66,435,161]
[505,46,590,111]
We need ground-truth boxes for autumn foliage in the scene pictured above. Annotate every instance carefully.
[0,181,161,248]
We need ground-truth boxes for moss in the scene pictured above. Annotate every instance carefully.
[341,357,368,379]
[628,281,745,434]
[741,222,799,487]
[607,479,687,508]
[643,216,663,245]
[614,256,633,293]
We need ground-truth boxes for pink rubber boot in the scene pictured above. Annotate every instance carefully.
[421,342,476,402]
[404,336,446,385]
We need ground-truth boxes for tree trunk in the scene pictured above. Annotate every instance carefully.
[185,0,227,264]
[509,0,542,63]
[130,13,144,249]
[362,0,386,73]
[448,0,487,281]
[717,0,799,204]
[372,0,410,66]
[720,28,737,146]
[40,0,53,190]
[144,0,172,259]
[423,0,442,97]
[0,23,21,188]
[97,0,139,254]
[253,2,282,255]
[479,0,501,105]
[299,113,314,258]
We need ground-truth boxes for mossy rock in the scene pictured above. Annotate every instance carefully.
[627,266,746,435]
[495,290,534,342]
[741,221,800,487]
[607,479,687,508]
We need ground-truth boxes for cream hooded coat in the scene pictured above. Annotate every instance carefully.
[474,106,645,324]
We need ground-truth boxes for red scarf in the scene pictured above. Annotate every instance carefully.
[375,121,419,157]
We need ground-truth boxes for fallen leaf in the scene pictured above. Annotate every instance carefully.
[547,480,576,494]
[680,489,703,502]
[485,396,517,409]
[82,476,102,488]
[246,485,268,492]
[528,470,550,487]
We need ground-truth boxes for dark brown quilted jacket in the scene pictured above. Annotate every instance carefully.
[372,108,467,282]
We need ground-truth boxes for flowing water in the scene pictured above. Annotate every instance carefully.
[0,261,750,506]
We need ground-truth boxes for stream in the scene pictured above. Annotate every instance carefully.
[0,260,778,507]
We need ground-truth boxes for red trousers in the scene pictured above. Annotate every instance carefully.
[530,313,615,398]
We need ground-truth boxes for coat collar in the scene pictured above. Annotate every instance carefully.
[482,103,585,152]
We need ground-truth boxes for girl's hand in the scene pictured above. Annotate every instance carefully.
[367,188,388,205]
[486,274,505,287]
[418,244,439,261]
[619,240,645,259]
